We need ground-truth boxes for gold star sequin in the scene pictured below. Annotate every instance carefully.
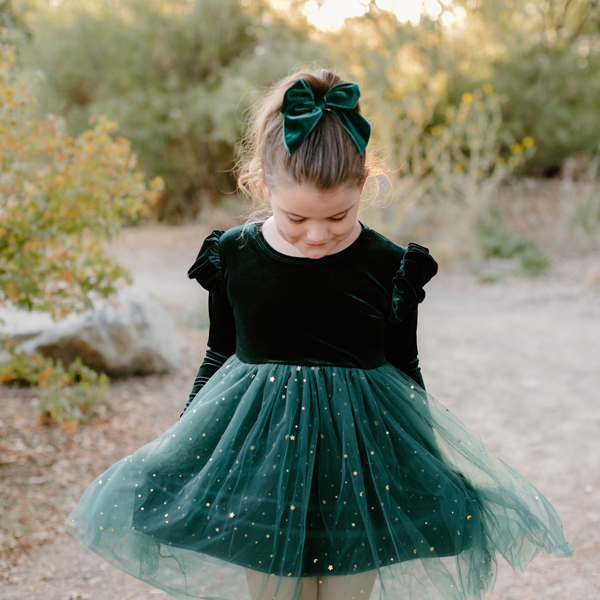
[351,523,356,527]
[229,512,235,518]
[353,471,358,475]
[270,377,275,382]
[290,435,295,440]
[290,505,295,511]
[250,446,255,450]
[430,547,435,551]
[328,565,333,571]
[297,366,301,371]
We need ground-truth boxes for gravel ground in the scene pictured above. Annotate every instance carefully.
[1,221,599,600]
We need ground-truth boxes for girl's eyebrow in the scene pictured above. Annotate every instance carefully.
[284,207,351,218]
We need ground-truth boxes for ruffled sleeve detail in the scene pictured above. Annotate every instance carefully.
[390,242,438,322]
[187,229,226,293]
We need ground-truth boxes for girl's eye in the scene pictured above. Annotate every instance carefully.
[288,216,305,223]
[330,215,346,221]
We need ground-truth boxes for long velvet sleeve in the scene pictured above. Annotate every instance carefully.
[384,241,438,391]
[383,306,426,390]
[180,290,236,418]
[181,229,236,418]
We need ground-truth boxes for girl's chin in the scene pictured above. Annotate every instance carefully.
[300,246,330,259]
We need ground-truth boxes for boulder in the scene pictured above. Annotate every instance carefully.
[0,287,179,376]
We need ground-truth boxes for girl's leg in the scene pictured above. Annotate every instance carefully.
[245,569,318,600]
[317,570,377,600]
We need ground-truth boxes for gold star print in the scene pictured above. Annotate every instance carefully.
[353,471,358,476]
[410,394,415,399]
[229,513,235,518]
[351,523,356,527]
[99,526,103,531]
[328,566,333,571]
[270,377,275,382]
[430,547,435,551]
[290,506,295,511]
[290,435,295,440]
[322,500,326,504]
[250,446,255,450]
[297,366,301,371]
[314,559,318,563]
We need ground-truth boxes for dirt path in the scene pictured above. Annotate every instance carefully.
[1,222,599,600]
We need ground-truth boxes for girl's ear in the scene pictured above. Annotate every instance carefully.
[258,169,271,202]
[360,168,370,195]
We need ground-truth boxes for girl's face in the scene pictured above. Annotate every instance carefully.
[259,169,369,259]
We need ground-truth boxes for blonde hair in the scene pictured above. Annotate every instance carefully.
[233,68,389,226]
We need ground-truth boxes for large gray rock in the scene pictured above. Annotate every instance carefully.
[0,287,179,376]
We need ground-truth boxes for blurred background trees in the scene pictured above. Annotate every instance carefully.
[2,0,599,224]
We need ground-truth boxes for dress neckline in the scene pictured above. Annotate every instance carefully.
[254,220,370,265]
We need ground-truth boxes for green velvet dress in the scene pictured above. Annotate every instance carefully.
[64,221,574,600]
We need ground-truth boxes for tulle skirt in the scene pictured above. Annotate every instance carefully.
[64,355,574,600]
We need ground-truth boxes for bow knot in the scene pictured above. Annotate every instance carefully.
[279,78,371,155]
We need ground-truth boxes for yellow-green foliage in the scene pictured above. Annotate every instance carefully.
[394,84,535,208]
[0,336,110,429]
[0,41,164,320]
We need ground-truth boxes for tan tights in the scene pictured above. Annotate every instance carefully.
[245,568,377,600]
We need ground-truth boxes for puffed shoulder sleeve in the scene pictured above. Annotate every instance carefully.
[390,242,438,322]
[187,229,226,293]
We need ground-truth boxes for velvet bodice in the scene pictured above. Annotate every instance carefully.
[184,221,438,411]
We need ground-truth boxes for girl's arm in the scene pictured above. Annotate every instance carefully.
[180,289,236,418]
[383,306,426,390]
[385,242,438,390]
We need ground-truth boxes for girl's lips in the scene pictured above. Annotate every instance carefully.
[305,242,327,246]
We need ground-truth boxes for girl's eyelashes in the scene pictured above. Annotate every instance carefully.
[287,215,347,223]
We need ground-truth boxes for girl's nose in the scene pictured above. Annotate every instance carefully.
[305,224,329,243]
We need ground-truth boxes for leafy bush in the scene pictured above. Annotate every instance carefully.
[0,40,163,320]
[0,337,109,429]
[474,207,552,277]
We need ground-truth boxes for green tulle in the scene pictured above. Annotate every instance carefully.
[65,356,574,600]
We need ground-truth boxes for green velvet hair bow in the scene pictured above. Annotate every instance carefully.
[279,78,371,155]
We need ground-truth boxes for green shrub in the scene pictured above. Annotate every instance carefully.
[0,338,109,428]
[474,207,551,277]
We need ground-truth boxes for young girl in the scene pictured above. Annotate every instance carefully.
[65,69,574,600]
